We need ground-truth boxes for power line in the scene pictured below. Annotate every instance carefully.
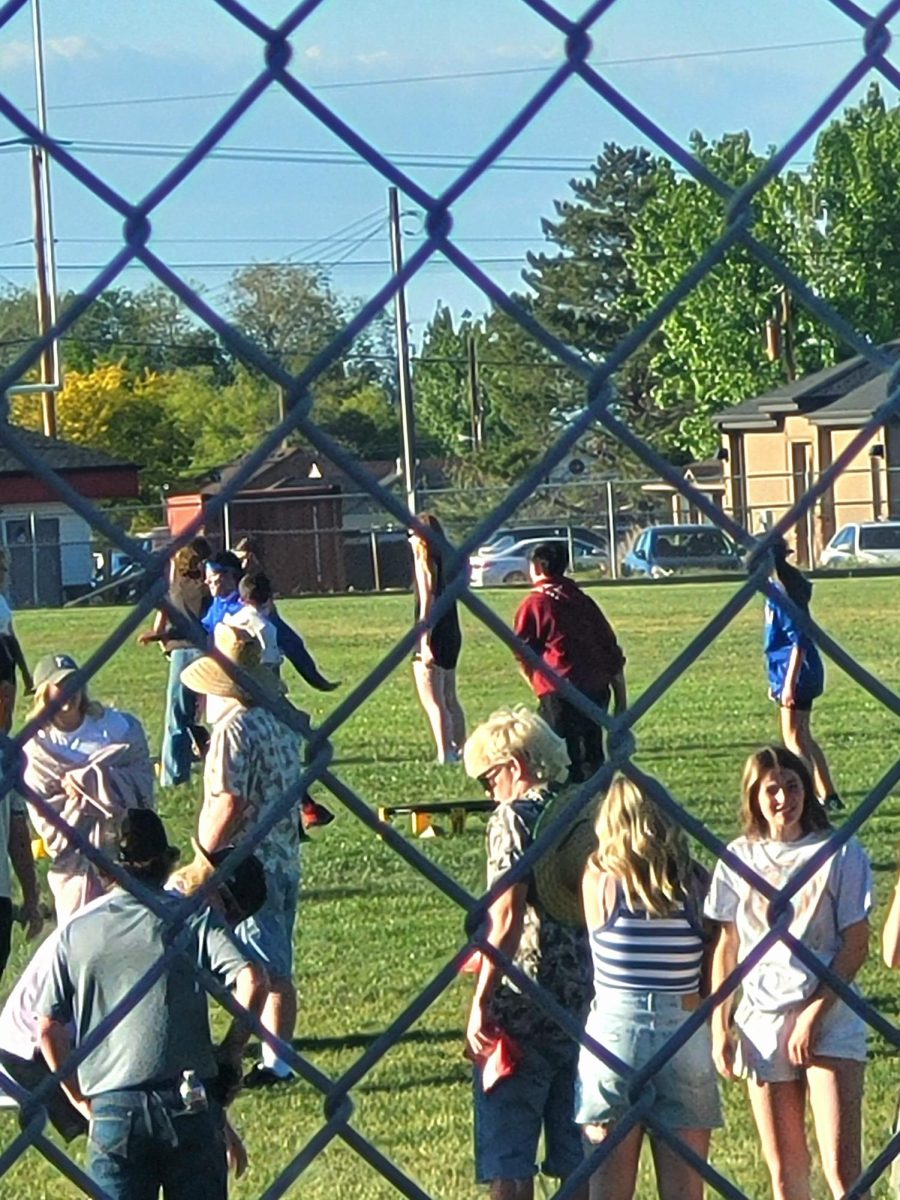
[0,258,527,271]
[34,37,860,113]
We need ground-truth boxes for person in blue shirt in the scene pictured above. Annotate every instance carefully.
[201,551,245,637]
[764,539,840,810]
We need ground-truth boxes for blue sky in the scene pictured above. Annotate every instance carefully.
[0,1,897,348]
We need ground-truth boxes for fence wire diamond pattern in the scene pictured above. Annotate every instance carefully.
[0,1,898,1197]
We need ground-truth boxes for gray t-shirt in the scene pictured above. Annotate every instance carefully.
[37,886,250,1096]
[705,832,872,1013]
[0,790,26,900]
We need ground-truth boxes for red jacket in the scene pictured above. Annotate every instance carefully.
[513,576,625,698]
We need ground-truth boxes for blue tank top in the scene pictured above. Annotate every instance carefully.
[590,887,705,994]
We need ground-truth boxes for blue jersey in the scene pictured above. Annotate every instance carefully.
[764,585,824,702]
[200,591,242,636]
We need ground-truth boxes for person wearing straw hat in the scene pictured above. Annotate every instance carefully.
[463,707,592,1199]
[182,624,304,1091]
[36,809,266,1200]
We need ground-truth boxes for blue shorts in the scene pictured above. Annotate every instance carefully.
[474,1036,582,1184]
[575,989,722,1131]
[236,868,299,981]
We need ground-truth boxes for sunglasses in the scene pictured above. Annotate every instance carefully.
[478,763,506,797]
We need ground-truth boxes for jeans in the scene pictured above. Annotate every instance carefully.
[160,648,202,787]
[88,1088,226,1200]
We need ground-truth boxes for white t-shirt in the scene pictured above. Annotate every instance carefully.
[34,708,131,767]
[223,606,281,667]
[705,832,872,1013]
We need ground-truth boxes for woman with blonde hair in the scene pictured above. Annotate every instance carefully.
[577,773,720,1200]
[410,513,465,763]
[706,746,871,1200]
[0,547,33,732]
[23,655,155,920]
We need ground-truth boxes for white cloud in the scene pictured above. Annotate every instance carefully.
[0,34,99,72]
[0,40,33,71]
[304,44,324,60]
[356,49,391,66]
[46,35,99,62]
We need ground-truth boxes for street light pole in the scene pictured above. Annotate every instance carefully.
[388,186,418,517]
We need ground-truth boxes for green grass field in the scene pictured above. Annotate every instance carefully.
[0,576,898,1199]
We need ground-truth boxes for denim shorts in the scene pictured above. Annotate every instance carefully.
[236,867,299,981]
[474,1036,583,1184]
[734,995,868,1083]
[575,988,722,1130]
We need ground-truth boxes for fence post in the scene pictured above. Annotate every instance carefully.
[606,479,618,580]
[369,528,382,592]
[566,524,575,571]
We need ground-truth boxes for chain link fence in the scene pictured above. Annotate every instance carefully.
[0,1,898,1197]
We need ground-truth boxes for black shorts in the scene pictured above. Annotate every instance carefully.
[0,897,12,978]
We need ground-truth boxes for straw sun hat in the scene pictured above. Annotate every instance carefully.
[532,786,602,927]
[180,623,284,704]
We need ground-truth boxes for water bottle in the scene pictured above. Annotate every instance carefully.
[178,1070,208,1114]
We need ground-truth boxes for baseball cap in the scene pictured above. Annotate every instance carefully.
[32,653,79,692]
[206,550,243,576]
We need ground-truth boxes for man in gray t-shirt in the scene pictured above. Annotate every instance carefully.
[37,810,266,1200]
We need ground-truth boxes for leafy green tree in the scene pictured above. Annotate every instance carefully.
[413,305,483,455]
[63,286,232,381]
[158,366,279,474]
[0,285,38,374]
[803,82,900,347]
[10,362,192,496]
[626,131,821,458]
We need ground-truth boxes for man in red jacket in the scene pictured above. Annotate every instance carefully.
[513,541,626,782]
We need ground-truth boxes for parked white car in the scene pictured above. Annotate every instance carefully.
[820,521,900,568]
[469,537,606,587]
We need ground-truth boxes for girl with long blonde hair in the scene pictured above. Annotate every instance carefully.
[577,774,720,1200]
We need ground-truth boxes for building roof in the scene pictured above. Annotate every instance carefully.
[0,425,138,475]
[195,443,452,499]
[714,343,900,431]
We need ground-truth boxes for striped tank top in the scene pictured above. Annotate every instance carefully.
[590,890,705,994]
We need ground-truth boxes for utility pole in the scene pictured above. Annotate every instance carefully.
[466,333,483,451]
[30,145,56,437]
[388,186,417,516]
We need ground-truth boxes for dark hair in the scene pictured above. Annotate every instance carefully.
[740,745,829,839]
[189,536,212,562]
[773,540,812,610]
[530,540,568,578]
[239,572,272,606]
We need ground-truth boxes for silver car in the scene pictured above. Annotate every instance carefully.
[469,537,606,587]
[820,521,900,568]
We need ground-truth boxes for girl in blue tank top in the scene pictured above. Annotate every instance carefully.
[576,774,721,1200]
[763,538,840,811]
